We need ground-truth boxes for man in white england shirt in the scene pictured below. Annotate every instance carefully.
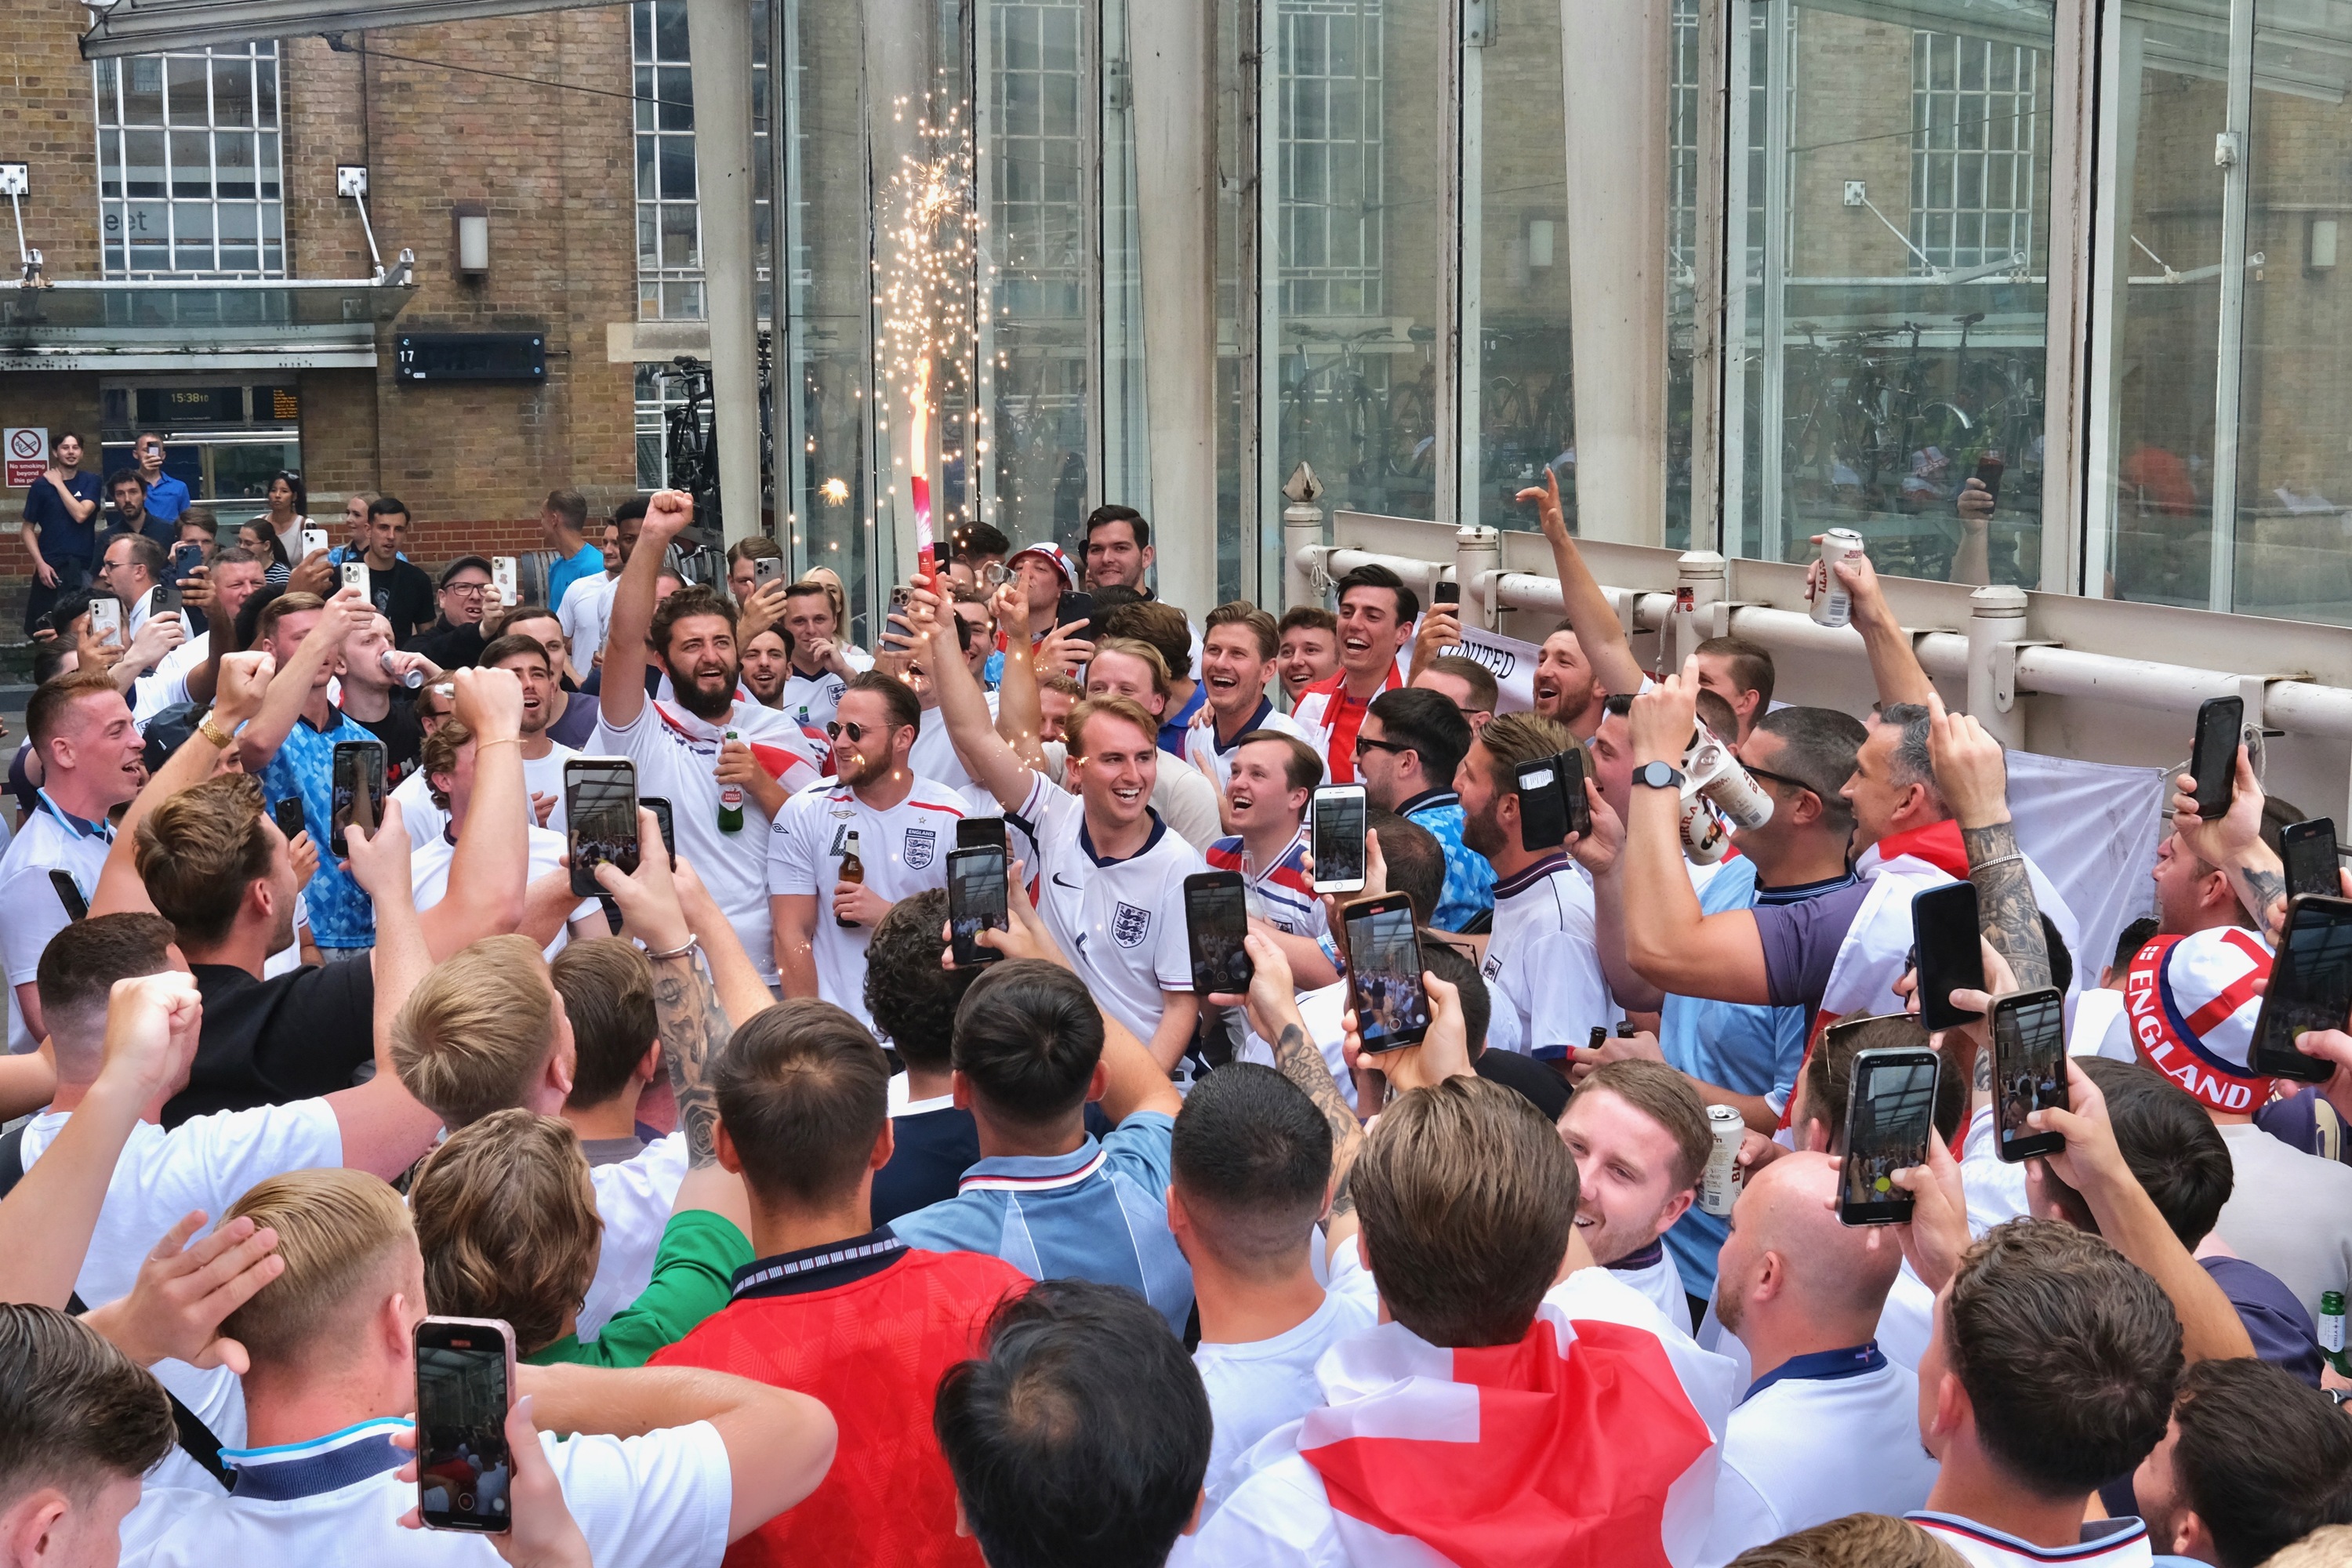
[1,672,146,1053]
[771,671,964,1029]
[593,491,824,990]
[772,579,869,736]
[916,578,1204,1070]
[559,499,641,667]
[1186,601,1312,789]
[1557,1059,1708,1326]
[1459,710,1613,1054]
[1697,1152,1936,1565]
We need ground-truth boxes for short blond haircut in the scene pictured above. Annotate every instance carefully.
[392,935,558,1128]
[410,1110,601,1356]
[1065,694,1161,761]
[1087,636,1172,701]
[1725,1513,1963,1568]
[223,1169,416,1371]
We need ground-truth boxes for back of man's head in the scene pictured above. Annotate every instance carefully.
[1352,1076,1576,1347]
[34,913,177,1075]
[1102,599,1192,683]
[713,1000,890,1210]
[222,1168,418,1376]
[1721,1153,1900,1333]
[1416,932,1490,1054]
[2078,1058,2233,1249]
[2264,1525,2352,1568]
[1723,1513,1965,1568]
[865,891,974,1075]
[410,1110,601,1358]
[1171,1064,1329,1277]
[134,772,275,947]
[0,1304,175,1522]
[935,1279,1210,1568]
[1801,1013,1961,1149]
[552,938,658,1112]
[951,960,1104,1131]
[1368,687,1470,790]
[1419,654,1499,715]
[392,935,559,1128]
[1941,1219,2180,1498]
[1366,809,1444,927]
[1472,711,1575,794]
[2161,1357,2352,1568]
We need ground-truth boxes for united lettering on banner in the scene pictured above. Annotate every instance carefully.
[1112,902,1152,949]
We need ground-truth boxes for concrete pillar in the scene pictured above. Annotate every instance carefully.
[688,0,761,546]
[1127,0,1218,616]
[1559,0,1671,546]
[1967,583,2030,748]
[1456,524,1502,631]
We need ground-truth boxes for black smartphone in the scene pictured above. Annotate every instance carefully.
[2285,818,2339,901]
[1310,784,1367,894]
[328,739,387,858]
[1991,986,2068,1162]
[565,758,641,898]
[1971,452,2004,506]
[1838,1046,1942,1225]
[1185,869,1254,996]
[1342,892,1431,1052]
[272,796,308,844]
[1515,754,1574,853]
[2190,695,2244,820]
[151,575,181,616]
[47,869,87,924]
[947,845,1009,967]
[641,795,677,869]
[1911,881,1985,1032]
[2248,895,2352,1085]
[413,1316,516,1534]
[1055,590,1095,630]
[1433,579,1461,606]
[956,815,1008,854]
[172,541,205,584]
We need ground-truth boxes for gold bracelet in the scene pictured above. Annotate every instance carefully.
[476,736,521,750]
[197,715,236,750]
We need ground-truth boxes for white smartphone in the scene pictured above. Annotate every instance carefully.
[340,560,368,594]
[492,557,518,607]
[300,528,328,559]
[1310,784,1368,895]
[86,597,123,648]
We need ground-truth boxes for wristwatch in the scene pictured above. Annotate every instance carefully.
[1631,760,1686,791]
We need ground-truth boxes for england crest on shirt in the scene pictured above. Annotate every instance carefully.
[1112,902,1152,949]
[904,828,937,870]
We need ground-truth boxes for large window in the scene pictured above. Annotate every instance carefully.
[630,0,771,321]
[1279,0,1384,319]
[1909,31,2040,275]
[93,42,284,278]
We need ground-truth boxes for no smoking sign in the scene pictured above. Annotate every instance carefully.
[3,427,46,488]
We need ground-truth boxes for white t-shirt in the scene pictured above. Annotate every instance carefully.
[132,629,210,724]
[1236,982,1358,1112]
[767,775,966,1027]
[1479,855,1613,1054]
[1909,1513,2154,1568]
[1877,1260,1938,1370]
[1196,1280,1378,1515]
[559,571,618,662]
[1011,771,1203,1047]
[776,667,848,736]
[412,822,594,958]
[580,1129,691,1338]
[0,797,114,1052]
[1607,1247,1690,1328]
[590,698,824,985]
[390,744,577,846]
[119,1416,733,1568]
[2212,1120,2352,1327]
[1699,1350,1937,1566]
[909,692,1001,800]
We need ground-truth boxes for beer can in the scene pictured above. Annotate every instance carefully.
[1813,528,1865,628]
[380,651,425,690]
[1684,724,1774,832]
[1679,789,1730,864]
[1700,1104,1744,1217]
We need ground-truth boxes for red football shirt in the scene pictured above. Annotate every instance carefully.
[652,1243,1027,1567]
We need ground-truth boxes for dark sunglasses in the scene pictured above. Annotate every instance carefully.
[1353,735,1414,759]
[1742,763,1816,797]
[826,719,881,742]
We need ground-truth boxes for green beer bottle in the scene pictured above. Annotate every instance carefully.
[717,728,745,833]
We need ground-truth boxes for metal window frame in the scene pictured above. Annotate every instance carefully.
[93,40,288,280]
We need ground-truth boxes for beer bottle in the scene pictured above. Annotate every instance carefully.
[837,830,866,928]
[2323,1290,2350,1378]
[717,728,745,833]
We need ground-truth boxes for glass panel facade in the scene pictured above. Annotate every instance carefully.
[631,0,772,321]
[94,42,285,278]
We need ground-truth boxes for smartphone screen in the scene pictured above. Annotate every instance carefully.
[1839,1048,1940,1225]
[1186,871,1253,996]
[1311,786,1367,893]
[272,796,308,843]
[641,796,677,869]
[566,760,641,898]
[948,846,1010,967]
[1991,987,2068,1161]
[330,740,386,858]
[956,816,1008,854]
[414,1319,514,1534]
[2191,695,2244,820]
[1515,757,1570,853]
[2284,818,2339,901]
[1344,895,1431,1051]
[2249,895,2352,1084]
[1911,881,1985,1031]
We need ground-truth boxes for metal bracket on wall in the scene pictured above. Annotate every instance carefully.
[1464,0,1494,45]
[1991,639,2059,713]
[0,164,42,286]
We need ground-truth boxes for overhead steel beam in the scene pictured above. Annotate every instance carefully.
[80,0,616,56]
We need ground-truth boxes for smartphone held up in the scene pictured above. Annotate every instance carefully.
[1342,893,1430,1052]
[414,1316,516,1534]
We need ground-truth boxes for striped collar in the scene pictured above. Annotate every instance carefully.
[1076,808,1168,869]
[34,789,114,843]
[958,1139,1109,1194]
[221,1417,409,1501]
[1493,851,1573,900]
[732,1228,908,1299]
[1396,788,1460,818]
[1210,695,1277,753]
[1744,1340,1886,1403]
[1911,1512,2149,1562]
[1603,1237,1665,1276]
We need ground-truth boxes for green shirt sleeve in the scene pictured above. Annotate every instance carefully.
[527,1209,753,1369]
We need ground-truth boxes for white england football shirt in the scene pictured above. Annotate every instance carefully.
[909,691,1001,799]
[0,795,117,1052]
[1479,852,1613,1054]
[1011,771,1203,1047]
[411,822,595,958]
[768,774,967,1026]
[1204,826,1328,942]
[1909,1514,2154,1568]
[1184,698,1316,789]
[559,571,618,662]
[777,666,848,735]
[591,699,824,985]
[132,629,209,724]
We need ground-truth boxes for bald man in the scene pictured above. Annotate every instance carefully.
[1695,1153,1940,1566]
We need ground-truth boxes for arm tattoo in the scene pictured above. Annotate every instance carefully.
[652,947,732,1168]
[1960,822,2053,992]
[2229,862,2286,931]
[1274,1022,1364,1218]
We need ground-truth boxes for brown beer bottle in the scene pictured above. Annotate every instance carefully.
[837,829,866,928]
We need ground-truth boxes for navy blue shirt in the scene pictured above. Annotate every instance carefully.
[22,471,101,562]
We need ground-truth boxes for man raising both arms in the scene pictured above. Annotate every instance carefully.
[595,490,825,993]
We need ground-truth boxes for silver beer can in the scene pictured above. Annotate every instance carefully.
[1685,724,1774,832]
[1701,1103,1745,1216]
[381,651,426,690]
[1813,528,1866,628]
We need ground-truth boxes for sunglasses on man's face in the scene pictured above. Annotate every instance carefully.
[826,720,881,743]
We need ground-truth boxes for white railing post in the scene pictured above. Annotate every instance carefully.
[1283,497,1327,613]
[1675,550,1728,670]
[1967,584,2031,748]
[1456,524,1501,630]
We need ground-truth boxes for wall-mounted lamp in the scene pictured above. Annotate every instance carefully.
[452,201,489,279]
[2310,216,2339,275]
